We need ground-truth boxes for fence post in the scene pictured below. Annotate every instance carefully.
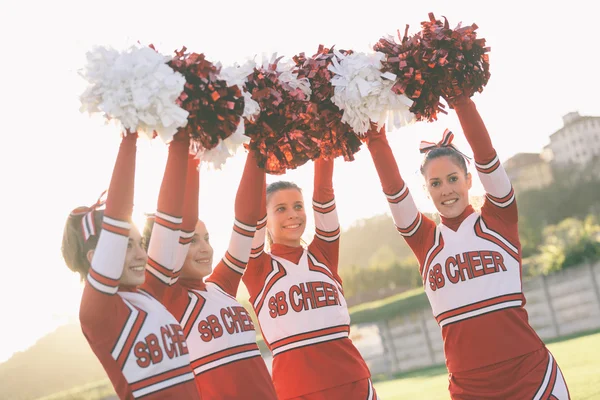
[541,274,560,338]
[419,310,437,365]
[588,262,600,313]
[380,319,399,374]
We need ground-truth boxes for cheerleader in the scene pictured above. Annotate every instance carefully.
[365,95,570,399]
[61,132,200,399]
[143,149,278,399]
[242,158,377,400]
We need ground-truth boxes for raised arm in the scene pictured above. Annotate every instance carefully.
[365,127,437,271]
[206,150,266,296]
[452,97,517,224]
[308,157,341,275]
[141,132,189,301]
[79,133,138,332]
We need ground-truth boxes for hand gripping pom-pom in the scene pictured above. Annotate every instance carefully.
[243,54,319,175]
[168,47,245,157]
[79,45,189,142]
[293,45,362,161]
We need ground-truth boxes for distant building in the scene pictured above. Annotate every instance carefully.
[546,111,600,167]
[504,152,553,192]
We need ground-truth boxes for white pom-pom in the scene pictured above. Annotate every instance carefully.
[195,122,250,170]
[261,53,312,100]
[79,45,189,143]
[218,60,260,121]
[328,50,415,135]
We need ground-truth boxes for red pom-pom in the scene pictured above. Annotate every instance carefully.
[243,56,320,175]
[168,47,245,151]
[293,45,362,161]
[374,14,490,121]
[420,13,491,102]
[374,26,446,122]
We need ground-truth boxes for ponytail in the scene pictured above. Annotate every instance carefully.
[61,208,104,281]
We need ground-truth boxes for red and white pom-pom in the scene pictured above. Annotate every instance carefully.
[79,45,189,142]
[244,54,320,174]
[292,45,363,161]
[218,60,261,121]
[269,55,312,100]
[191,60,260,169]
[328,50,414,135]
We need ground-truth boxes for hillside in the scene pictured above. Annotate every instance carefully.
[338,213,419,270]
[0,323,107,400]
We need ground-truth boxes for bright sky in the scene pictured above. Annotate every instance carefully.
[1,0,598,363]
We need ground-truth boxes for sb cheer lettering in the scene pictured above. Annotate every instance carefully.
[429,250,507,291]
[134,324,188,368]
[269,281,342,318]
[198,306,255,342]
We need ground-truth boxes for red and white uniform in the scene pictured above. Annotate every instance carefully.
[79,134,200,400]
[154,150,278,400]
[243,159,376,400]
[366,98,570,399]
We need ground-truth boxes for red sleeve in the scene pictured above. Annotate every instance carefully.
[79,133,139,337]
[141,133,190,301]
[206,151,266,297]
[308,157,341,276]
[453,97,518,230]
[365,127,437,271]
[242,179,271,301]
[171,154,200,285]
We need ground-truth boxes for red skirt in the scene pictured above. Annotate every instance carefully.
[289,378,378,400]
[449,347,570,399]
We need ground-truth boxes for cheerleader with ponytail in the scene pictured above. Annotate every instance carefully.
[242,158,377,400]
[142,147,278,400]
[364,95,570,399]
[62,132,201,399]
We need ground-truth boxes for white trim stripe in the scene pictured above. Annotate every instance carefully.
[102,216,131,230]
[146,265,171,285]
[367,379,375,400]
[111,300,138,360]
[87,274,119,295]
[479,218,519,255]
[193,349,261,375]
[315,231,341,242]
[422,229,440,281]
[313,198,336,209]
[223,257,245,275]
[439,300,523,327]
[234,219,256,233]
[155,211,182,224]
[397,213,422,237]
[252,260,282,310]
[475,155,500,170]
[307,253,342,291]
[131,371,195,398]
[272,331,348,356]
[180,230,194,239]
[385,185,408,201]
[533,352,554,400]
[180,292,199,329]
[486,192,516,208]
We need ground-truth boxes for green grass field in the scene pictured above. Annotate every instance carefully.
[373,330,600,400]
[42,330,600,400]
